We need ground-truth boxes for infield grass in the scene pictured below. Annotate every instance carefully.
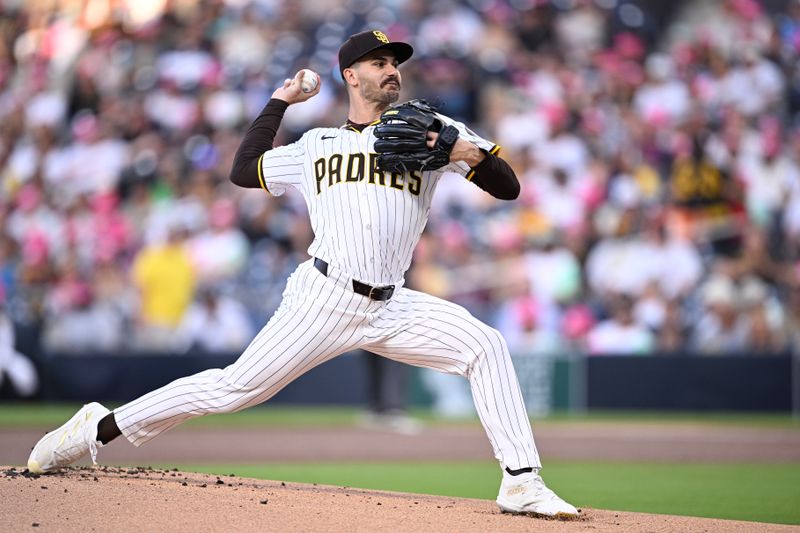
[168,461,800,526]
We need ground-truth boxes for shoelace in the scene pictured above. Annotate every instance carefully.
[528,474,559,502]
[51,434,100,466]
[88,439,99,465]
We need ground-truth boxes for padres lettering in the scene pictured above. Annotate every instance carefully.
[314,152,421,195]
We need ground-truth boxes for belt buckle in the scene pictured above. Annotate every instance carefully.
[368,286,379,300]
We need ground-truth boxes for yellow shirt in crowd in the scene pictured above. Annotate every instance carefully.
[132,243,196,327]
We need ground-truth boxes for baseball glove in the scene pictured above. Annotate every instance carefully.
[373,99,460,173]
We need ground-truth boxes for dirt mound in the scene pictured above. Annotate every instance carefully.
[0,466,793,532]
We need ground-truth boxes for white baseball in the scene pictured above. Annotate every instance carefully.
[300,69,318,93]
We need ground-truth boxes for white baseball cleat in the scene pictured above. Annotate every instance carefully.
[496,469,579,519]
[27,402,110,474]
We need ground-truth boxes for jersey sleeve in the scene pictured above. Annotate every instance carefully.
[258,133,308,196]
[435,113,501,181]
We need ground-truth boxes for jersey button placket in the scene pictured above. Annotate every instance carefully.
[359,189,374,270]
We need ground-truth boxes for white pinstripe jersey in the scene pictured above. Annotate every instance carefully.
[257,112,499,286]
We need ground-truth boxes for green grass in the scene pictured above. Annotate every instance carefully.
[541,410,800,428]
[1,404,798,429]
[0,404,367,428]
[164,461,800,526]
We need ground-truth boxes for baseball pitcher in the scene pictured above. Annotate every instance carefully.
[28,30,577,519]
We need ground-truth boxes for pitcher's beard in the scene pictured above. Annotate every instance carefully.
[362,84,400,106]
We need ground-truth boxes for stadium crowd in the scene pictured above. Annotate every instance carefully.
[0,0,799,364]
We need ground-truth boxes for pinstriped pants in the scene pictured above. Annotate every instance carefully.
[115,259,540,470]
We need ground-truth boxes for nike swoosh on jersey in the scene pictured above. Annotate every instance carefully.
[321,135,337,140]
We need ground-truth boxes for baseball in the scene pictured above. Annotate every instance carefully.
[300,69,318,93]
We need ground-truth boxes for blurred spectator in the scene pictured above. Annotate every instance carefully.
[496,293,565,356]
[586,208,655,297]
[42,255,124,353]
[668,132,732,211]
[416,1,484,58]
[5,185,62,257]
[633,281,667,331]
[523,235,581,304]
[656,299,689,353]
[633,53,691,125]
[174,286,253,354]
[783,168,800,245]
[0,288,38,397]
[586,295,655,355]
[642,222,703,300]
[738,276,787,353]
[691,274,750,355]
[528,168,586,235]
[784,283,800,353]
[0,234,18,299]
[736,119,798,227]
[554,0,606,65]
[131,225,196,351]
[533,115,590,181]
[718,226,785,283]
[722,47,785,118]
[187,197,250,284]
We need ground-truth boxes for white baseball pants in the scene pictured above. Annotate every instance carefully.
[115,259,541,470]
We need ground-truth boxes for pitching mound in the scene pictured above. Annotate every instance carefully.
[1,466,794,532]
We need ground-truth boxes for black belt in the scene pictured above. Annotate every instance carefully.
[313,258,395,301]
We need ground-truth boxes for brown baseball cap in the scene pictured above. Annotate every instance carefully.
[338,30,413,78]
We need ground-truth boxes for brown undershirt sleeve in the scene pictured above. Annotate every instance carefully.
[469,151,521,200]
[229,98,289,189]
